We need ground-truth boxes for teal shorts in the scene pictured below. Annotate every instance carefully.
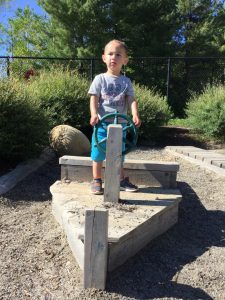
[91,123,126,162]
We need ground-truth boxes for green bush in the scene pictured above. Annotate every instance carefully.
[186,85,225,141]
[0,79,50,162]
[134,84,172,139]
[0,70,172,163]
[27,68,171,140]
[168,118,190,127]
[27,67,90,128]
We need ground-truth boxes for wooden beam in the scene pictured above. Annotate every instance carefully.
[60,156,180,171]
[62,211,84,270]
[108,203,179,272]
[84,208,108,289]
[59,156,179,188]
[104,125,122,203]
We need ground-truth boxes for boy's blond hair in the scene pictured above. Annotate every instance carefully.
[104,40,129,55]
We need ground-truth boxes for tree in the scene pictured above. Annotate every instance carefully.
[168,1,225,116]
[110,0,178,57]
[0,5,74,78]
[38,0,178,58]
[175,0,225,56]
[1,6,47,56]
[0,5,71,57]
[0,0,11,5]
[210,1,225,54]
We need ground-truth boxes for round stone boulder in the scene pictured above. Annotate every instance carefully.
[49,125,91,156]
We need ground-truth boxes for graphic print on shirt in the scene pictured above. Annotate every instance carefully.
[100,83,127,109]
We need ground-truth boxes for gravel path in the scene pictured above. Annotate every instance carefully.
[0,147,225,300]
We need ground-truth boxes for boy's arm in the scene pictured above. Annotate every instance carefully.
[90,95,99,126]
[129,97,141,127]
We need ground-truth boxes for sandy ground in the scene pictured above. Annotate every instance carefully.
[0,148,225,300]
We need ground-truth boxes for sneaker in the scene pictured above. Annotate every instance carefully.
[91,178,103,195]
[120,177,138,192]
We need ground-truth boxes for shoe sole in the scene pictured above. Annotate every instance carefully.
[120,187,138,192]
[91,190,104,195]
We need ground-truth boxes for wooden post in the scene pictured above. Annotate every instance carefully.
[104,124,122,203]
[84,208,108,289]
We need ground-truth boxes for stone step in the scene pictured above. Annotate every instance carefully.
[59,156,180,189]
[166,146,225,176]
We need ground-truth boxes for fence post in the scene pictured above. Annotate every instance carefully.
[90,59,94,81]
[166,57,171,103]
[7,57,10,77]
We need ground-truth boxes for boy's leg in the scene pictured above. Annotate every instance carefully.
[120,164,138,192]
[93,160,103,179]
[90,122,138,193]
[90,125,106,194]
[91,124,107,163]
[119,125,138,192]
[120,168,125,180]
[91,161,104,194]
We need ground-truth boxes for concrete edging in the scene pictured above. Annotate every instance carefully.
[0,148,56,196]
[166,146,225,177]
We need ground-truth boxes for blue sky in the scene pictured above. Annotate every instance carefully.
[0,0,46,55]
[1,0,45,23]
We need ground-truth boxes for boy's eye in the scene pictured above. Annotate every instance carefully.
[108,52,121,57]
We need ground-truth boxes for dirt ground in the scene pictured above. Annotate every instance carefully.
[1,145,225,300]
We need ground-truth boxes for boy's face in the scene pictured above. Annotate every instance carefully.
[102,41,128,76]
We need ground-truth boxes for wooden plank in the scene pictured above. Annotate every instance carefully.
[123,160,179,171]
[84,208,108,289]
[108,203,179,272]
[51,180,182,274]
[60,156,180,172]
[61,165,92,182]
[62,211,84,270]
[60,165,178,188]
[51,181,182,244]
[104,125,122,203]
[124,169,177,188]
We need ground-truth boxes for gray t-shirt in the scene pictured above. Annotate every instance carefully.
[88,73,135,121]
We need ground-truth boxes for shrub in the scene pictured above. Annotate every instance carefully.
[186,85,225,141]
[168,118,190,127]
[27,68,172,140]
[0,79,50,162]
[134,84,172,140]
[27,67,90,129]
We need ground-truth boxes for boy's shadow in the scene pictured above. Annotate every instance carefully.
[107,181,225,299]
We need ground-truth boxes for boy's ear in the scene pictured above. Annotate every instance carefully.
[124,57,129,66]
[102,54,106,63]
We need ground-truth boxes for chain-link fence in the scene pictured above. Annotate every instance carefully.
[1,55,225,117]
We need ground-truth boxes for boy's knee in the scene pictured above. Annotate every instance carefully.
[91,143,106,161]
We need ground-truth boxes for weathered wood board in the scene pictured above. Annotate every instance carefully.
[50,181,182,273]
[59,156,179,188]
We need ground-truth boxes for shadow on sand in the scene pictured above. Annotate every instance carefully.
[107,181,225,299]
[3,161,225,299]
